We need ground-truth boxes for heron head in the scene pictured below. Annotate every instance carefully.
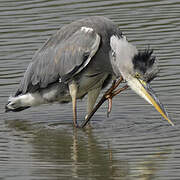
[110,35,174,126]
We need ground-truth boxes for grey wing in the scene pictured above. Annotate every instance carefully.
[16,27,101,95]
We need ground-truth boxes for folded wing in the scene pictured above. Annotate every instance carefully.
[16,26,101,95]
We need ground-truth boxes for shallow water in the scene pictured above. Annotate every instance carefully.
[0,0,180,179]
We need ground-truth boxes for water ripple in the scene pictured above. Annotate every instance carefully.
[0,0,180,179]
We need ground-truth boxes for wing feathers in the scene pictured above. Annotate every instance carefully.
[16,26,101,95]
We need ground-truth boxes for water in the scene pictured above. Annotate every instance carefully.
[0,0,180,179]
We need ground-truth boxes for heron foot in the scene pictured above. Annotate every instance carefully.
[81,76,128,128]
[105,84,129,117]
[73,123,79,128]
[106,95,113,117]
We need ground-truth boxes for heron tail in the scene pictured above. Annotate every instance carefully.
[5,95,31,112]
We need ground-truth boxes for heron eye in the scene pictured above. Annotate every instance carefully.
[135,72,141,78]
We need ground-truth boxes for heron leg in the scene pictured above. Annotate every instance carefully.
[107,96,112,117]
[106,84,129,117]
[86,87,101,120]
[81,76,128,128]
[69,81,78,127]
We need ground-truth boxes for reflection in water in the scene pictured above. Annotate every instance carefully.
[130,150,171,180]
[6,120,172,180]
[1,0,180,178]
[30,125,121,179]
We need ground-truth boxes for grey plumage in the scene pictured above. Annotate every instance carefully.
[15,16,121,96]
[5,16,173,127]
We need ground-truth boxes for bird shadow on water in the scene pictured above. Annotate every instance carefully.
[4,118,173,180]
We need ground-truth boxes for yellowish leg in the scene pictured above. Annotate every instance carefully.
[69,81,78,127]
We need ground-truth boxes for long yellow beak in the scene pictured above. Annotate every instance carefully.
[127,78,174,126]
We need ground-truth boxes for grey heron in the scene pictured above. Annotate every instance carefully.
[5,16,174,127]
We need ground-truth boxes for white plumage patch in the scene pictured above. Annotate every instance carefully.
[109,35,138,80]
[110,35,129,54]
[19,93,42,106]
[81,26,93,33]
[7,93,44,110]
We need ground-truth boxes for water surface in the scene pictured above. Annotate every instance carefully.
[0,0,180,179]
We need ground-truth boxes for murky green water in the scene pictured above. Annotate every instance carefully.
[0,0,180,179]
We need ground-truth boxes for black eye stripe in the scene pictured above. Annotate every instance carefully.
[132,48,155,74]
[132,48,158,83]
